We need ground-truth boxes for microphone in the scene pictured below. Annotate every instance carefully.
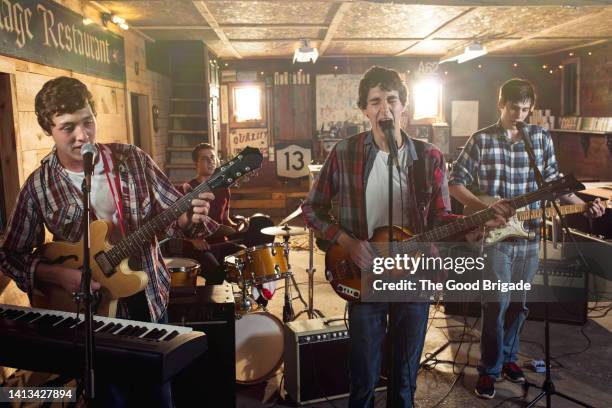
[378,118,399,167]
[81,143,96,175]
[515,121,534,149]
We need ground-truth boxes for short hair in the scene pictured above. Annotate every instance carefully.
[192,142,216,162]
[35,77,96,134]
[357,66,407,110]
[498,78,536,107]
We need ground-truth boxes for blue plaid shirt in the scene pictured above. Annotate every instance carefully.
[449,120,561,213]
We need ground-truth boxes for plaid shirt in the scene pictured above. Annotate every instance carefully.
[302,131,457,244]
[449,120,561,211]
[0,143,217,321]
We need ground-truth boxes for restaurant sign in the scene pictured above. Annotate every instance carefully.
[0,0,125,81]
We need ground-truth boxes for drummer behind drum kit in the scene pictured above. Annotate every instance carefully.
[165,206,322,385]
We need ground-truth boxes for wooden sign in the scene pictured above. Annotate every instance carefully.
[0,0,125,82]
[276,141,311,179]
[228,128,268,157]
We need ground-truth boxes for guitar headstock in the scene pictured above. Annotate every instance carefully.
[208,147,263,189]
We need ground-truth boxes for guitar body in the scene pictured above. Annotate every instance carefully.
[325,226,412,301]
[32,220,149,317]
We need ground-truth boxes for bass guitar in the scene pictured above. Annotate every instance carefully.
[464,195,611,246]
[325,175,585,301]
[33,147,263,316]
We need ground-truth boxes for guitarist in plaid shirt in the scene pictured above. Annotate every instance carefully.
[449,78,605,399]
[0,77,218,407]
[303,66,510,408]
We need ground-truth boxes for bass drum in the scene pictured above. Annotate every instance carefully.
[235,311,284,384]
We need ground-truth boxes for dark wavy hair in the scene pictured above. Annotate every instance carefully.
[357,66,407,110]
[35,76,96,134]
[498,78,536,107]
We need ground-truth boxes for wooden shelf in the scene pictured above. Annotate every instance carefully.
[550,129,612,135]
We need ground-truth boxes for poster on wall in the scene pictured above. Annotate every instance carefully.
[451,100,479,137]
[0,0,125,82]
[228,128,268,158]
[316,74,365,133]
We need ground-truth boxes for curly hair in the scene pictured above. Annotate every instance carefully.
[35,77,96,134]
[357,66,407,110]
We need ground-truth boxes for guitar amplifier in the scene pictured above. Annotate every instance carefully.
[168,282,236,408]
[284,316,386,405]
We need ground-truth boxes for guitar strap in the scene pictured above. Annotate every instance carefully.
[100,144,126,237]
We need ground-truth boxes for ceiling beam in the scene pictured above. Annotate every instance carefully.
[395,7,476,56]
[220,23,328,29]
[135,26,213,30]
[319,2,352,56]
[192,1,242,59]
[485,8,610,54]
[532,39,611,56]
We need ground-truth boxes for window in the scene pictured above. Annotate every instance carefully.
[412,79,443,121]
[230,83,266,128]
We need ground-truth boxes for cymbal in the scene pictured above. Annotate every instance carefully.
[210,224,237,238]
[261,225,308,236]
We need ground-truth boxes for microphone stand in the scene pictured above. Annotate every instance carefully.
[518,124,591,408]
[380,121,404,408]
[80,172,95,401]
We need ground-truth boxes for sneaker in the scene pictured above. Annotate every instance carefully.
[474,375,496,399]
[502,362,526,383]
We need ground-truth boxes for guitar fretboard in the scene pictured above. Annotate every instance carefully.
[517,204,587,221]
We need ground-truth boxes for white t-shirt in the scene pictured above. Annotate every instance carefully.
[65,151,122,243]
[365,144,411,239]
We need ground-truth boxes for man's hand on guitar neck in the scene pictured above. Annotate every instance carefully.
[36,263,101,294]
[337,232,377,271]
[178,191,215,228]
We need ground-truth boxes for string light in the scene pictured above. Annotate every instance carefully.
[477,64,482,69]
[588,51,592,56]
[333,65,338,70]
[513,63,518,67]
[558,65,563,69]
[444,71,448,75]
[542,64,548,69]
[260,71,264,75]
[549,70,553,74]
[569,52,574,56]
[224,63,229,67]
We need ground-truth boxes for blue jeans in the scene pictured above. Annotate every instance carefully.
[348,302,430,408]
[478,240,539,377]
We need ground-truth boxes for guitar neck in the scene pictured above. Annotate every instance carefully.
[105,181,215,268]
[517,203,587,221]
[396,180,580,254]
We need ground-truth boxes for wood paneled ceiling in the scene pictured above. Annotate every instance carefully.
[96,1,612,60]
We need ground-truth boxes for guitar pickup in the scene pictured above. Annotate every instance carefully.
[94,252,115,277]
[337,284,360,300]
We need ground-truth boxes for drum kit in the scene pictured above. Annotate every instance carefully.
[165,209,321,385]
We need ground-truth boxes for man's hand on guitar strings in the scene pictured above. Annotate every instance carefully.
[189,192,215,224]
[339,235,377,271]
[485,198,515,228]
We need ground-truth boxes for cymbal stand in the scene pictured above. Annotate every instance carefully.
[295,227,324,319]
[281,233,295,322]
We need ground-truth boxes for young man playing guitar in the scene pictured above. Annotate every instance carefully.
[449,78,605,399]
[302,66,510,407]
[0,77,217,406]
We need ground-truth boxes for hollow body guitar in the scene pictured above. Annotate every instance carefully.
[325,175,585,301]
[33,147,263,317]
[464,195,611,246]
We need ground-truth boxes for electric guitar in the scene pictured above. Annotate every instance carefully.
[464,195,611,246]
[325,175,585,301]
[32,147,263,316]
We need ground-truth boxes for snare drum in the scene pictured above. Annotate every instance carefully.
[165,257,200,288]
[225,243,288,285]
[235,312,284,384]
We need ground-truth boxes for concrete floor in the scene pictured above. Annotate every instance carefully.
[233,242,612,408]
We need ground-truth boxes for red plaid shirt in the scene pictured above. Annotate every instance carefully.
[0,143,218,321]
[303,131,457,243]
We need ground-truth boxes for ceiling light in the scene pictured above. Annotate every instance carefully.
[440,42,488,64]
[119,22,129,30]
[82,17,93,25]
[293,39,318,64]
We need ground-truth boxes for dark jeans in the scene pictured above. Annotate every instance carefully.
[478,240,539,377]
[348,302,430,408]
[92,309,173,408]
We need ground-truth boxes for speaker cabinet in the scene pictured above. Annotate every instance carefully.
[284,316,386,405]
[168,283,236,407]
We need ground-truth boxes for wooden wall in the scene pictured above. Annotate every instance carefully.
[0,0,171,215]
